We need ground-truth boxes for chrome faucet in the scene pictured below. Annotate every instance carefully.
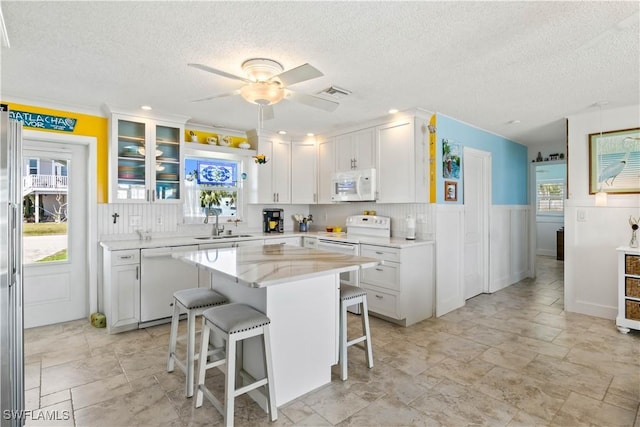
[204,207,224,236]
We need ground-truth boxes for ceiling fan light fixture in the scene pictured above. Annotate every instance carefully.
[241,58,283,82]
[240,82,284,105]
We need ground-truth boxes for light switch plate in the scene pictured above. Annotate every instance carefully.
[577,209,587,222]
[130,215,142,226]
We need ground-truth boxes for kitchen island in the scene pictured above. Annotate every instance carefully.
[174,244,379,407]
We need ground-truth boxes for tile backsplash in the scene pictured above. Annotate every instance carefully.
[98,202,435,241]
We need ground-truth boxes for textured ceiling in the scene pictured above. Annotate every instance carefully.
[1,1,639,146]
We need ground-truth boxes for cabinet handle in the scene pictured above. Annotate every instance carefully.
[313,193,317,203]
[152,190,156,202]
[375,251,384,255]
[375,295,383,299]
[277,193,279,202]
[375,268,384,271]
[273,193,276,202]
[119,255,133,260]
[136,266,139,280]
[146,189,150,201]
[353,158,357,169]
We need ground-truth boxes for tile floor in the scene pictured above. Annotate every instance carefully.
[23,256,640,426]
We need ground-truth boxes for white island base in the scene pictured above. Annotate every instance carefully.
[208,272,339,407]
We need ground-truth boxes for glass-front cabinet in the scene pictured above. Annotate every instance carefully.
[109,113,186,203]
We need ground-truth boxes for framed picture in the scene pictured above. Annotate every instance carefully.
[444,180,457,202]
[589,128,640,194]
[442,139,461,179]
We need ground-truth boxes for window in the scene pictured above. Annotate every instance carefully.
[183,156,240,220]
[537,180,565,214]
[28,158,38,175]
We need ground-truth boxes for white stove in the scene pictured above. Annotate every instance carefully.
[346,215,391,238]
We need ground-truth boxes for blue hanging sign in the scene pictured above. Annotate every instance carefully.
[8,110,77,132]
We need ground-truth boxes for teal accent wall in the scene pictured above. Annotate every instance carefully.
[436,114,528,205]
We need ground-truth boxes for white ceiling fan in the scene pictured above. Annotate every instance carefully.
[188,58,339,120]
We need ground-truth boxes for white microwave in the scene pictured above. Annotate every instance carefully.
[331,168,377,202]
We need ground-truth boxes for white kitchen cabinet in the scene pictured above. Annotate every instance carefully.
[302,236,318,248]
[102,249,140,334]
[335,128,375,172]
[317,138,336,204]
[108,112,187,203]
[252,132,291,204]
[616,247,640,333]
[359,243,434,327]
[291,140,317,204]
[376,119,429,203]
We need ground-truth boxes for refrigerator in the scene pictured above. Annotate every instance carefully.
[0,108,24,427]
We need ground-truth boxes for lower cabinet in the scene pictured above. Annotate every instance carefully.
[359,243,434,326]
[103,248,140,334]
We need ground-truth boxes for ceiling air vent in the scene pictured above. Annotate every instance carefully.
[318,86,352,99]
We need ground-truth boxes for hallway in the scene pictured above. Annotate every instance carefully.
[22,256,640,426]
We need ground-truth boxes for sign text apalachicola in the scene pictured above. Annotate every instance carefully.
[8,110,77,132]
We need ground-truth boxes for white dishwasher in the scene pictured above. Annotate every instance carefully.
[140,245,199,323]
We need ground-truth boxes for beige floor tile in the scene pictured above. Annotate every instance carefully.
[474,366,569,421]
[40,389,70,408]
[118,345,169,381]
[40,353,122,396]
[551,391,637,426]
[24,361,41,391]
[409,378,519,426]
[24,400,74,427]
[70,373,132,410]
[302,382,375,425]
[523,354,613,400]
[419,357,494,387]
[495,335,570,359]
[340,396,439,426]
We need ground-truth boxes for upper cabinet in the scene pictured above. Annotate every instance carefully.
[109,111,187,204]
[291,140,317,204]
[250,131,291,204]
[376,118,430,203]
[317,137,336,204]
[335,128,376,171]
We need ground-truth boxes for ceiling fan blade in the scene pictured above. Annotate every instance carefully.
[271,63,323,87]
[261,104,275,121]
[285,90,339,112]
[191,90,240,102]
[188,63,251,83]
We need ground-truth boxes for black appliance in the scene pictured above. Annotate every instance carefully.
[263,208,284,233]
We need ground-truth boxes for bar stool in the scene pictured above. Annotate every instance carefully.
[195,303,277,426]
[339,284,374,381]
[167,288,228,397]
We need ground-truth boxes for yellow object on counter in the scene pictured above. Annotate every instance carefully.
[334,227,342,233]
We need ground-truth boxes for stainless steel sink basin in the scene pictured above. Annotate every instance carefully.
[194,234,254,240]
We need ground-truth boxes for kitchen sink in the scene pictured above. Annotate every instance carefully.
[194,234,255,240]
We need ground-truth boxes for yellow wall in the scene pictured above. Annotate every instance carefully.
[429,114,437,203]
[4,102,109,203]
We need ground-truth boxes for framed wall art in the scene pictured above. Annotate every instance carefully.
[589,127,640,194]
[444,180,458,202]
[442,139,461,179]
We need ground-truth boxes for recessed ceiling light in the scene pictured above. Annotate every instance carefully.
[307,133,315,137]
[140,105,152,111]
[388,109,399,114]
[278,130,287,135]
[508,119,521,124]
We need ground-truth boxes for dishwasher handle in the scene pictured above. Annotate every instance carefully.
[141,247,198,259]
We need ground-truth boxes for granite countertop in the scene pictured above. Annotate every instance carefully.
[174,244,380,288]
[100,230,434,251]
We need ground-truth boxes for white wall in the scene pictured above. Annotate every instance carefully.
[565,104,640,319]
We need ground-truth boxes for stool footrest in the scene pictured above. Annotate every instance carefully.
[235,377,268,397]
[347,335,367,347]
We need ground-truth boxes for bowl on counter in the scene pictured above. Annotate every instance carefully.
[325,226,333,232]
[334,227,342,233]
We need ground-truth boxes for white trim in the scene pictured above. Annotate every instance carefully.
[23,130,98,315]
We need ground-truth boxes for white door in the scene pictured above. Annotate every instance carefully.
[463,147,491,300]
[22,141,88,328]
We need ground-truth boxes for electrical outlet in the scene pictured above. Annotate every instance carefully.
[156,216,163,225]
[130,215,142,226]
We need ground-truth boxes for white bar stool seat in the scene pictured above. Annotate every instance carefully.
[195,303,277,427]
[339,284,374,381]
[167,287,228,397]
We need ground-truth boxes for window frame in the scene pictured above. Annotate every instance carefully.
[536,178,565,216]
